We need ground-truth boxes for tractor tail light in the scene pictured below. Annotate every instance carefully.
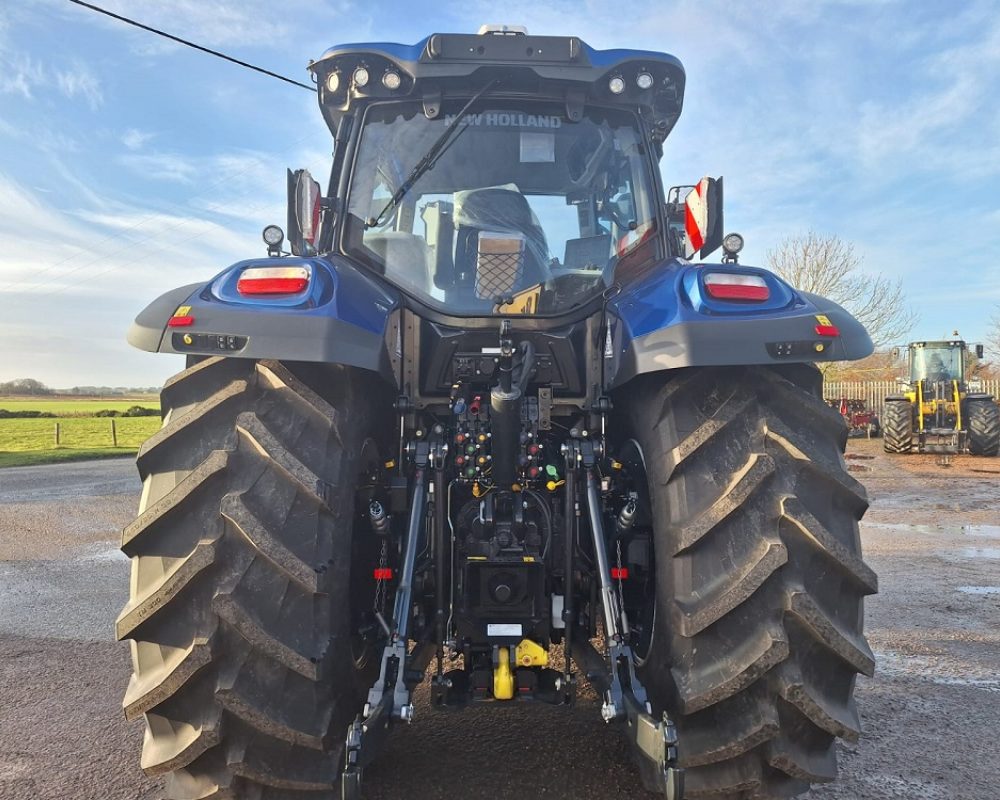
[237,266,310,296]
[815,324,840,337]
[703,272,770,301]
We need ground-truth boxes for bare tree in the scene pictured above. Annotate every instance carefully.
[829,349,899,381]
[989,306,1000,360]
[767,232,916,349]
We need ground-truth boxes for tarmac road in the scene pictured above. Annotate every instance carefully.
[1,444,998,799]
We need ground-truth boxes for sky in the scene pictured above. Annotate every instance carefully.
[1,0,999,388]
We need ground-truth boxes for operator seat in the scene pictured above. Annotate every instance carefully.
[927,354,949,383]
[453,187,550,294]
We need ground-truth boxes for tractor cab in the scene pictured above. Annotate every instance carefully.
[284,26,725,318]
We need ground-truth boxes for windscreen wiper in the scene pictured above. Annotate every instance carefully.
[365,80,500,229]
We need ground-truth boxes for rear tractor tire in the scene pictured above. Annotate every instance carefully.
[882,400,914,453]
[967,398,1000,456]
[117,357,388,799]
[618,365,876,799]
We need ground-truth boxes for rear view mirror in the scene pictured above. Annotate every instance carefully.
[667,176,724,260]
[976,344,985,359]
[288,168,322,256]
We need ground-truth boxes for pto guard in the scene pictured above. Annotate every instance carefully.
[606,261,873,387]
[127,257,400,381]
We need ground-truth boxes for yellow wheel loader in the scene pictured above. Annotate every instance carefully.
[883,339,999,455]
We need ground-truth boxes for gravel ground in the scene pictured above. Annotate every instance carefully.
[0,441,998,799]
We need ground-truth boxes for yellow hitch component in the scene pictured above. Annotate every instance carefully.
[515,639,549,668]
[954,380,962,431]
[494,647,514,700]
[473,482,483,497]
[917,381,925,432]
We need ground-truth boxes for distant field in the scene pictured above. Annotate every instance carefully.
[0,396,162,467]
[0,398,159,415]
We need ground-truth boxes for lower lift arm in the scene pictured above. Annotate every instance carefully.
[568,438,683,799]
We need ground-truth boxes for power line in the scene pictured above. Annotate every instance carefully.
[66,0,316,92]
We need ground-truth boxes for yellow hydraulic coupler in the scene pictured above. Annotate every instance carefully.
[494,641,549,699]
[494,647,514,700]
[515,639,549,667]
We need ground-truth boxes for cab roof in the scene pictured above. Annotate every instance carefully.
[308,30,686,141]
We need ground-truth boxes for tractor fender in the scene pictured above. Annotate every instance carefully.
[606,261,873,387]
[127,257,401,383]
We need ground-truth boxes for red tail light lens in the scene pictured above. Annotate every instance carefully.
[815,324,840,337]
[237,266,310,296]
[703,272,770,301]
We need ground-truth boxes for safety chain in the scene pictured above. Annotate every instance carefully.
[615,538,627,609]
[373,537,389,615]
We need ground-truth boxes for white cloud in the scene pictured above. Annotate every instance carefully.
[0,169,276,386]
[53,63,103,109]
[0,53,45,99]
[121,128,155,150]
[0,50,103,110]
[118,152,199,183]
[87,0,357,53]
[0,171,254,296]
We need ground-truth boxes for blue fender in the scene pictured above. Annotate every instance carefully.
[605,259,873,387]
[127,256,401,383]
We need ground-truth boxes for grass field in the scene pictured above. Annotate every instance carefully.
[0,398,159,415]
[0,397,161,468]
[0,417,160,450]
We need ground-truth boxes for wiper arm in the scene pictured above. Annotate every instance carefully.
[365,80,500,229]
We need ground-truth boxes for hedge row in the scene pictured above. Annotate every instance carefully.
[0,406,159,419]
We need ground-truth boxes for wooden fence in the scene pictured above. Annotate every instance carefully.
[823,380,1000,413]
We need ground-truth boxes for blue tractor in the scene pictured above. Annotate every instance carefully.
[119,26,876,800]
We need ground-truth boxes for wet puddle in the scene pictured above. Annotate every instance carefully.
[956,586,1000,596]
[863,522,1000,538]
[954,548,1000,560]
[863,521,953,535]
[876,649,1000,692]
[963,525,1000,538]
